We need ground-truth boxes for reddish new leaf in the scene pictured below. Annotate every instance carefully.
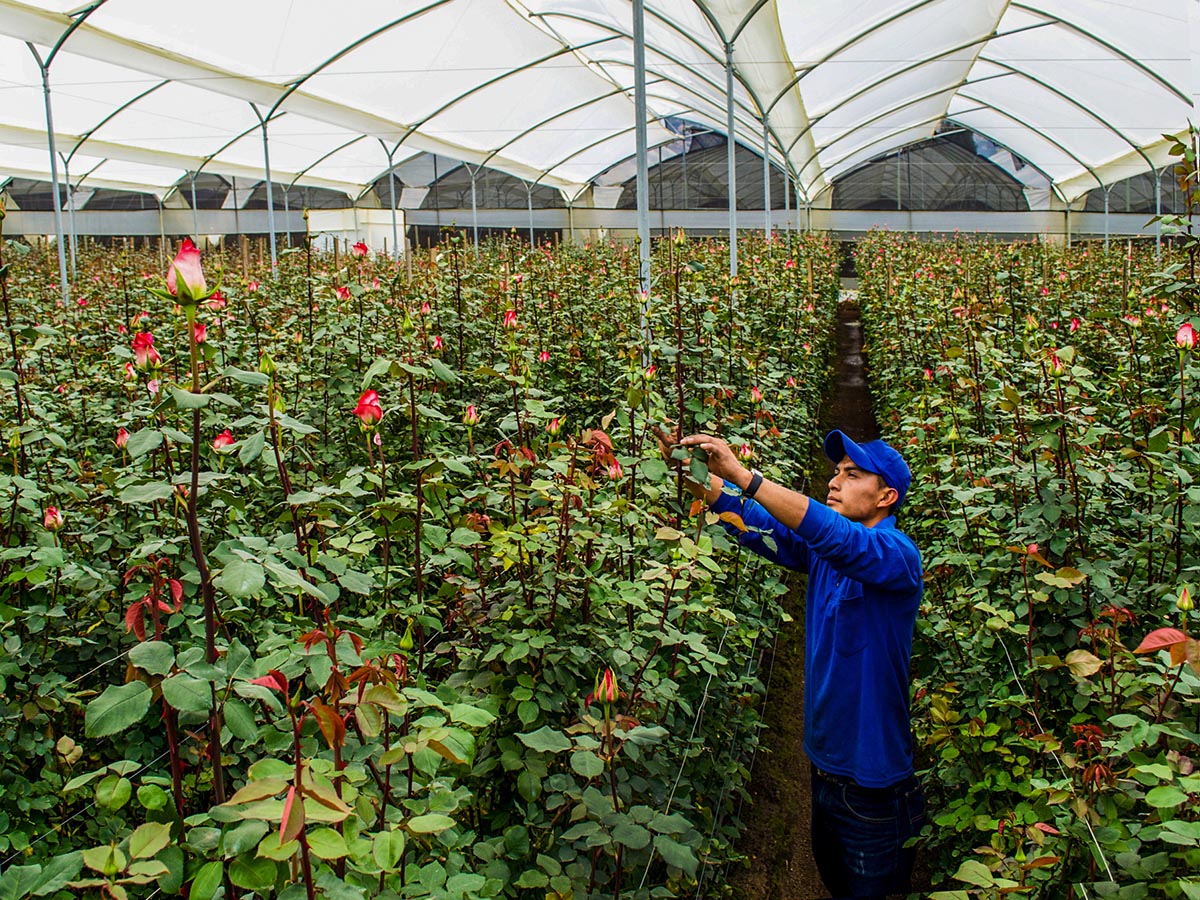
[125,603,146,641]
[280,785,304,843]
[1032,822,1061,835]
[250,669,289,695]
[1133,628,1188,654]
[168,579,184,611]
[309,700,346,751]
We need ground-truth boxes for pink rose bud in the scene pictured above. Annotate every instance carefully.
[421,301,431,316]
[247,280,260,293]
[1177,322,1196,349]
[596,667,619,705]
[786,375,796,388]
[351,241,369,258]
[432,335,444,351]
[1178,586,1193,612]
[115,427,129,449]
[212,429,235,451]
[503,309,518,330]
[1070,317,1081,333]
[166,238,207,304]
[463,404,480,427]
[193,322,207,344]
[606,459,623,481]
[335,286,351,301]
[353,390,383,427]
[131,332,162,371]
[644,364,656,382]
[539,350,550,363]
[750,385,763,404]
[123,361,136,381]
[547,417,562,437]
[738,443,753,462]
[43,506,64,532]
[146,379,160,396]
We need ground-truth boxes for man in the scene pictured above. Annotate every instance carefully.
[677,429,925,899]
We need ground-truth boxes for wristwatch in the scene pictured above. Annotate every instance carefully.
[743,468,764,500]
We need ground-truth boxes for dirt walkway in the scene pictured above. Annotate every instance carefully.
[725,289,880,899]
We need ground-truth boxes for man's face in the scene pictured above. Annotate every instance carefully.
[826,454,894,524]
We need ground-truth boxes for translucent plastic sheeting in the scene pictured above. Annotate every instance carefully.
[0,0,1195,207]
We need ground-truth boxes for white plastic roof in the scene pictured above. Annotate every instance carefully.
[0,0,1194,205]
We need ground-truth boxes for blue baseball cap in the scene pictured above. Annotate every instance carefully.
[823,430,911,511]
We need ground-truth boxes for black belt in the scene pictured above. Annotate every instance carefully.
[813,766,915,797]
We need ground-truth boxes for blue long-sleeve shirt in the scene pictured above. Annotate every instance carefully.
[711,486,923,787]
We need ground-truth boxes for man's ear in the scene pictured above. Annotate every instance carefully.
[878,485,899,511]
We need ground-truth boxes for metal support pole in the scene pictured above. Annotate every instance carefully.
[1065,204,1071,248]
[283,188,291,249]
[633,0,651,353]
[526,183,535,247]
[762,115,771,237]
[257,111,278,273]
[1155,167,1162,261]
[63,157,77,281]
[1103,187,1110,250]
[389,172,399,262]
[190,173,199,241]
[725,41,737,280]
[30,46,69,306]
[783,168,790,233]
[470,167,479,256]
[804,199,812,233]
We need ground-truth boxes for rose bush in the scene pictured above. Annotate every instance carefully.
[0,227,838,899]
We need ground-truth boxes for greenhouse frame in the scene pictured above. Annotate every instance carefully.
[1,0,1195,259]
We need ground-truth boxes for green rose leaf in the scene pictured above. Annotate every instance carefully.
[570,750,605,778]
[189,861,224,900]
[129,822,172,859]
[161,673,214,713]
[653,834,699,875]
[214,559,265,599]
[85,682,152,738]
[517,725,572,753]
[306,828,348,860]
[128,640,175,676]
[119,481,175,505]
[406,814,456,834]
[612,821,651,850]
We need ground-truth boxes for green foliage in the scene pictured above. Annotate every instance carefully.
[0,230,839,897]
[857,228,1200,898]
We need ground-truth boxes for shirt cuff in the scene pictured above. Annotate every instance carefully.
[709,485,744,515]
[794,495,838,540]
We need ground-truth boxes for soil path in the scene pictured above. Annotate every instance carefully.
[725,286,880,899]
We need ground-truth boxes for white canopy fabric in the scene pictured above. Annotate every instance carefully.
[0,0,1193,206]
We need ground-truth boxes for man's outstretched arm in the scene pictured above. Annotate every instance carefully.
[677,434,811,530]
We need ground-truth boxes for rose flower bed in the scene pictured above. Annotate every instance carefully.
[856,231,1200,898]
[0,223,838,900]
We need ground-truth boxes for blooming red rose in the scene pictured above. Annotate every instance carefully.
[351,241,369,258]
[212,429,235,452]
[354,390,382,427]
[335,286,352,301]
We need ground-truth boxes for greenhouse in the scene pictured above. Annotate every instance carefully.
[2,1,1199,899]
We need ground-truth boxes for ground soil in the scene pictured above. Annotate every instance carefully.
[725,287,882,899]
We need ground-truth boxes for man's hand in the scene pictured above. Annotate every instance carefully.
[679,434,751,496]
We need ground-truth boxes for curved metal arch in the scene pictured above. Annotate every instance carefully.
[802,105,988,195]
[765,0,949,114]
[190,111,289,184]
[480,81,661,168]
[529,122,673,194]
[284,135,370,191]
[973,57,1158,177]
[581,57,775,159]
[791,72,1013,179]
[1011,1,1190,104]
[527,7,792,168]
[41,0,109,68]
[955,90,1104,191]
[377,36,619,162]
[265,0,454,118]
[685,0,773,45]
[784,19,1054,157]
[64,79,170,166]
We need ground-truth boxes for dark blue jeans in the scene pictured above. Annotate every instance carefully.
[811,768,926,899]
